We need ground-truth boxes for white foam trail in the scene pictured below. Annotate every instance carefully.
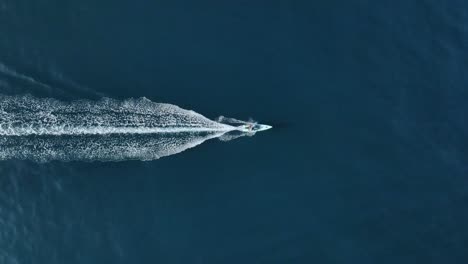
[0,95,249,162]
[0,95,234,136]
[0,133,226,162]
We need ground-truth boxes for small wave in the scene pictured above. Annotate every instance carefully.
[0,61,104,99]
[0,62,53,91]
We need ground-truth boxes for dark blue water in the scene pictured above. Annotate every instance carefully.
[1,0,468,263]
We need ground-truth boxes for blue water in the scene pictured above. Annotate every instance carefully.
[1,0,468,263]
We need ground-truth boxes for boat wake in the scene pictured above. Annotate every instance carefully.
[0,95,269,162]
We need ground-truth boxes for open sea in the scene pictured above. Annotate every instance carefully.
[1,0,468,263]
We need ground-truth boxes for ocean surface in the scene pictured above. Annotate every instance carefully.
[1,0,468,263]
